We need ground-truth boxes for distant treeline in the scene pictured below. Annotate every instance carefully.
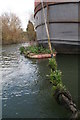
[1,12,36,45]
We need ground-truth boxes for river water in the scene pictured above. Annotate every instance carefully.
[1,43,79,119]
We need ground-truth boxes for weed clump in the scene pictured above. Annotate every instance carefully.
[19,46,25,54]
[20,45,55,55]
[49,58,57,71]
[49,57,66,94]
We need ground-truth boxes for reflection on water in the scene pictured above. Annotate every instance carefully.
[2,43,78,118]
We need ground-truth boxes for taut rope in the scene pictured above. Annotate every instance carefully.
[41,0,53,57]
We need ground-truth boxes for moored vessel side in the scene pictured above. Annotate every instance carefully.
[34,0,80,54]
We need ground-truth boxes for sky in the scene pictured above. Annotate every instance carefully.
[0,0,79,31]
[0,0,34,31]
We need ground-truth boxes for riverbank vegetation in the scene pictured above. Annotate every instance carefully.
[1,12,24,44]
[1,12,36,45]
[26,20,36,42]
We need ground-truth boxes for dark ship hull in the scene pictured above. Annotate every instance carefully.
[34,1,80,54]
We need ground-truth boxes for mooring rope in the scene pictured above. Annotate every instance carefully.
[40,1,79,119]
[41,0,53,58]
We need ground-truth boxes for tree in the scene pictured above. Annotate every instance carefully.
[1,12,23,44]
[29,13,35,24]
[26,20,36,41]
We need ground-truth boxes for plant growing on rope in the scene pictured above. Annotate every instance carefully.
[56,83,66,91]
[49,58,57,71]
[49,57,66,94]
[50,69,62,85]
[50,69,66,94]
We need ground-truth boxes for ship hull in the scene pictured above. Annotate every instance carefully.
[34,2,80,54]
